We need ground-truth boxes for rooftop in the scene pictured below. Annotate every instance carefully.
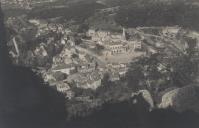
[52,63,75,70]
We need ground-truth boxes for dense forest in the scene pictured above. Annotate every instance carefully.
[115,1,199,30]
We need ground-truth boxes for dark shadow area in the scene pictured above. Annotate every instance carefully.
[66,94,199,128]
[0,3,67,128]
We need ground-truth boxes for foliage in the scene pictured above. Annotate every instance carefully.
[125,48,199,98]
[53,71,67,81]
[94,44,105,55]
[28,2,105,22]
[115,1,199,30]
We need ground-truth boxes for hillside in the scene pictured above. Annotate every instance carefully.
[2,0,199,125]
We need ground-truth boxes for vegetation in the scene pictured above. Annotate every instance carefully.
[126,47,198,99]
[94,44,105,55]
[116,1,199,30]
[53,71,67,81]
[28,2,105,22]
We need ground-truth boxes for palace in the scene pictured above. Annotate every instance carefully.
[87,28,143,57]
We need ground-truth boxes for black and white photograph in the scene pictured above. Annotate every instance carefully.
[0,0,199,128]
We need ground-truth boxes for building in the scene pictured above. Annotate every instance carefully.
[43,71,56,83]
[73,72,102,90]
[52,64,76,75]
[145,46,158,56]
[56,82,70,93]
[105,63,128,80]
[87,29,110,41]
[75,78,101,90]
[87,28,127,43]
[107,63,127,69]
[77,62,97,73]
[186,31,199,49]
[162,26,181,37]
[133,40,142,50]
[104,41,129,56]
[87,29,96,37]
[109,72,120,82]
[118,67,128,77]
[55,82,74,99]
[34,44,48,57]
[128,37,143,51]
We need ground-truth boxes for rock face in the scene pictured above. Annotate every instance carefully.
[132,90,154,111]
[159,88,179,109]
[139,90,154,110]
[159,85,199,113]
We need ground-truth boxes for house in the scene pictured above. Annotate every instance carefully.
[73,71,102,90]
[162,26,181,37]
[87,29,127,44]
[107,63,127,69]
[146,46,158,56]
[52,64,76,75]
[75,77,101,90]
[67,40,76,47]
[77,62,97,73]
[87,29,96,37]
[118,67,128,77]
[56,82,70,93]
[185,31,199,49]
[109,72,120,81]
[55,82,74,99]
[134,41,142,50]
[47,23,57,32]
[87,29,109,39]
[64,29,72,35]
[34,44,48,57]
[128,38,143,51]
[106,63,128,78]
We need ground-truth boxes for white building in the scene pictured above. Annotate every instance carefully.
[56,82,70,93]
[104,41,129,56]
[52,64,76,75]
[55,82,74,99]
[162,26,181,37]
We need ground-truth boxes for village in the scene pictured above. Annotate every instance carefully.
[1,0,57,9]
[32,18,186,100]
[7,14,199,102]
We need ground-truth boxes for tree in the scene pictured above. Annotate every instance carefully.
[95,44,105,55]
[53,71,67,81]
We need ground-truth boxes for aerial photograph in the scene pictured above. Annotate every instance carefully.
[0,0,199,128]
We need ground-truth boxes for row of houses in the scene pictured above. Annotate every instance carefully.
[106,63,128,81]
[2,0,32,9]
[72,71,103,90]
[29,19,72,37]
[51,61,128,90]
[52,61,97,75]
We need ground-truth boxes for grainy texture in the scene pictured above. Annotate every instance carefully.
[1,0,199,128]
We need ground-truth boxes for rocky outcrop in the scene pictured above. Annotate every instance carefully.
[159,88,179,109]
[159,85,199,113]
[132,90,154,111]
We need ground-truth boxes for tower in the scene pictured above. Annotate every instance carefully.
[122,27,126,40]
